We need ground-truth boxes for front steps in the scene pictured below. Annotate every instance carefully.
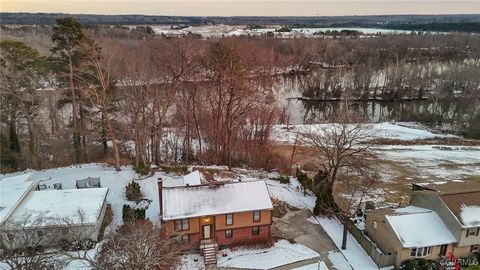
[200,240,218,267]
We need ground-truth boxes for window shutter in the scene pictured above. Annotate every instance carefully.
[477,228,479,236]
[466,229,469,238]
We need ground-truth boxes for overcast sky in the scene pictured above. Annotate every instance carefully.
[1,0,479,16]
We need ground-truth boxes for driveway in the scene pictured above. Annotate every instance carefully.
[271,209,337,254]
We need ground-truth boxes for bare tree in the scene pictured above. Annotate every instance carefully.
[95,221,182,270]
[0,213,63,270]
[301,112,373,249]
[79,37,122,171]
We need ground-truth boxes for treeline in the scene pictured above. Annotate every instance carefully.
[0,18,284,172]
[1,18,479,172]
[376,22,480,33]
[1,12,479,31]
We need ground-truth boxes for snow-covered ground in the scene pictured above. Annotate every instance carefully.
[373,145,480,180]
[294,261,331,270]
[271,122,456,145]
[1,164,163,270]
[14,163,162,228]
[272,122,480,182]
[176,254,204,270]
[266,178,316,209]
[150,25,435,38]
[217,239,319,269]
[308,216,381,270]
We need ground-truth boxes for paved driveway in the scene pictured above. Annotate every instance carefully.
[271,209,337,254]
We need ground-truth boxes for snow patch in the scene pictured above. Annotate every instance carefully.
[217,239,319,269]
[460,204,480,227]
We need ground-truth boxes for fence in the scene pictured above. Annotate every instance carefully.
[345,220,396,268]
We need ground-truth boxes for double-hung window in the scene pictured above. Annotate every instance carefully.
[175,219,189,231]
[226,214,233,226]
[467,227,477,237]
[253,211,261,222]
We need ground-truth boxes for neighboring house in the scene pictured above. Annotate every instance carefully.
[160,180,273,247]
[0,174,109,250]
[365,206,457,268]
[410,182,480,257]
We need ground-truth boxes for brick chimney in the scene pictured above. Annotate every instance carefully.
[158,178,163,217]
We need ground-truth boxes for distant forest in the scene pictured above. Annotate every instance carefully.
[1,13,480,32]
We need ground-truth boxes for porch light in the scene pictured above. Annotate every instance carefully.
[203,217,210,223]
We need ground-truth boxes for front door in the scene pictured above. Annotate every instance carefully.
[203,225,212,239]
[440,244,448,256]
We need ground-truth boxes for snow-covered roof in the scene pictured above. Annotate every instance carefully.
[460,204,480,227]
[0,173,36,224]
[162,180,273,220]
[386,207,457,248]
[163,170,202,188]
[439,191,480,228]
[9,188,108,227]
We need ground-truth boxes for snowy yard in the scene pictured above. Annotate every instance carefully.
[21,163,162,228]
[266,178,316,209]
[1,164,164,270]
[217,239,319,269]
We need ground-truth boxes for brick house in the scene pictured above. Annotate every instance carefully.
[159,180,273,248]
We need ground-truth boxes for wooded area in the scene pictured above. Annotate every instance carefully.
[1,19,479,172]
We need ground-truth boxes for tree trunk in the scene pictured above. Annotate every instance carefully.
[313,178,337,215]
[68,55,82,163]
[26,116,38,169]
[341,215,348,250]
[105,113,121,171]
[101,112,108,154]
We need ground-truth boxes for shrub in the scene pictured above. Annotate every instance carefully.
[313,170,328,185]
[122,204,147,223]
[125,181,142,201]
[271,175,290,184]
[400,258,440,270]
[296,171,311,190]
[133,162,150,176]
[160,165,188,174]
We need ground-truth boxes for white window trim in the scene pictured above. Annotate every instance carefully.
[410,246,432,258]
[253,211,261,222]
[226,214,233,226]
[175,219,189,231]
[467,228,477,236]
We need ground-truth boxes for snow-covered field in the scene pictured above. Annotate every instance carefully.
[373,145,480,180]
[217,239,319,269]
[271,122,456,145]
[272,122,480,182]
[151,25,436,38]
